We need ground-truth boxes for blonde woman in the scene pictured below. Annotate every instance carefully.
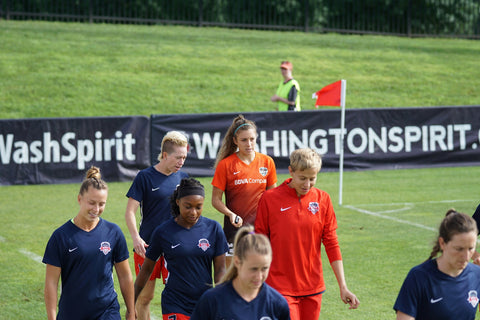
[191,225,290,319]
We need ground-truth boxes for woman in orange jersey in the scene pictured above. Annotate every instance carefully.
[211,114,277,267]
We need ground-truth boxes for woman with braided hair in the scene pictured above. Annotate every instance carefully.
[134,178,228,320]
[394,209,480,320]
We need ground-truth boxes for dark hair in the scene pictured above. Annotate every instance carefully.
[79,166,108,195]
[427,209,478,260]
[170,178,205,217]
[213,115,257,169]
[220,225,272,283]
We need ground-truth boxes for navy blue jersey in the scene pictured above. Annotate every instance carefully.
[43,219,129,320]
[472,204,480,235]
[126,166,188,243]
[146,216,228,315]
[394,259,480,320]
[191,281,290,320]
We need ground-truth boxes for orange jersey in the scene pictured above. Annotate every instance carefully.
[255,179,342,296]
[212,152,277,239]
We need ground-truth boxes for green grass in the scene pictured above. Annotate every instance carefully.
[1,167,479,319]
[1,21,480,119]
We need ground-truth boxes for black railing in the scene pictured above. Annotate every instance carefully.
[1,0,479,38]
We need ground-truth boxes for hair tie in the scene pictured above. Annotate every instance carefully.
[249,231,255,235]
[177,185,205,199]
[233,123,251,136]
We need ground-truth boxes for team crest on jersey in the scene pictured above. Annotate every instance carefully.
[468,290,479,308]
[308,202,319,215]
[197,238,211,252]
[99,242,111,255]
[259,167,268,177]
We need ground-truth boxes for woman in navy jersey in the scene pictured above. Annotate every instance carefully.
[134,178,228,320]
[43,166,135,320]
[394,209,480,320]
[191,225,290,320]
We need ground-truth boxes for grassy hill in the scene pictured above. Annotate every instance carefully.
[1,20,480,119]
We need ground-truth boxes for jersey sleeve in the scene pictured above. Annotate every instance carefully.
[213,221,229,256]
[393,268,420,318]
[321,192,342,263]
[42,230,63,267]
[145,226,164,262]
[211,159,227,191]
[125,170,145,202]
[266,156,277,187]
[254,192,270,237]
[276,294,291,320]
[113,224,130,263]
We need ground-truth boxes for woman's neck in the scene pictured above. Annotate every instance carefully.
[436,256,464,277]
[72,215,99,232]
[236,151,255,165]
[232,277,260,302]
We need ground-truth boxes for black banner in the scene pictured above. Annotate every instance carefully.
[0,116,150,185]
[151,106,480,176]
[1,107,479,185]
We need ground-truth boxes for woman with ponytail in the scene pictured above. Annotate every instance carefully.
[43,166,135,320]
[211,115,277,268]
[191,225,290,320]
[394,209,480,320]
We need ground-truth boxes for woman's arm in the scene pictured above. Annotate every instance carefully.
[134,257,156,302]
[114,259,135,320]
[125,197,148,258]
[211,186,242,227]
[396,310,415,320]
[330,260,360,309]
[213,254,227,284]
[44,264,61,320]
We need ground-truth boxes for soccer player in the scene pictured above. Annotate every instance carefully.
[43,166,135,320]
[191,225,290,320]
[134,178,228,319]
[255,148,359,320]
[394,209,480,320]
[212,114,277,267]
[125,131,189,320]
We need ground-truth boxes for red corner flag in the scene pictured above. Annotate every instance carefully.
[313,80,342,107]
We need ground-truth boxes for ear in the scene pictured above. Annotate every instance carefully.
[233,255,241,269]
[288,165,294,176]
[77,194,81,204]
[439,237,446,251]
[176,199,180,207]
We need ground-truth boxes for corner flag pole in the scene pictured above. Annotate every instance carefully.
[338,79,346,206]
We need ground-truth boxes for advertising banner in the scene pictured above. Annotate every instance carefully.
[151,106,480,176]
[0,116,150,185]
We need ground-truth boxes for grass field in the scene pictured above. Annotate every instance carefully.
[1,166,479,319]
[1,20,480,119]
